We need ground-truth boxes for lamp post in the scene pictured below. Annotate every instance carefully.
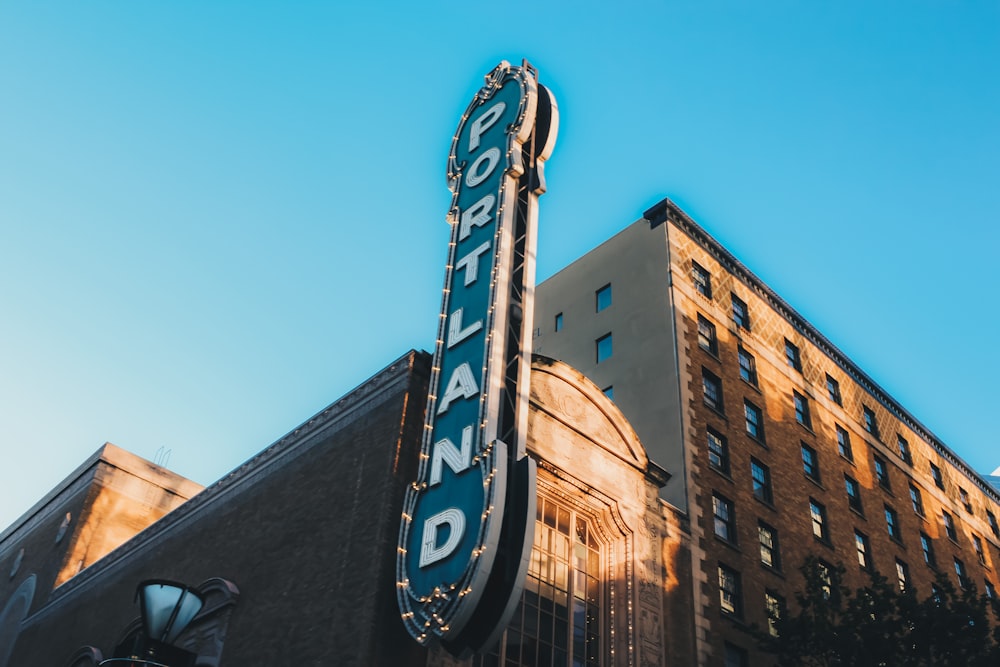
[99,580,205,667]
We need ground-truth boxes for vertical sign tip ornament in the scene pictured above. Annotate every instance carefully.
[396,60,558,657]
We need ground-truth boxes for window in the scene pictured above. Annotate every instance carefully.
[595,333,612,363]
[897,435,912,464]
[602,385,614,400]
[744,400,764,442]
[697,315,718,355]
[737,345,757,386]
[765,591,783,637]
[845,475,863,514]
[826,374,842,405]
[920,532,936,568]
[988,510,999,538]
[959,488,972,513]
[707,428,730,475]
[810,499,829,542]
[801,444,820,482]
[595,283,612,312]
[713,493,737,543]
[702,368,723,413]
[986,581,996,600]
[731,294,750,330]
[943,510,957,541]
[862,405,879,438]
[973,535,986,564]
[758,522,781,570]
[718,564,743,617]
[954,557,969,589]
[909,484,924,516]
[724,643,748,667]
[873,454,890,490]
[793,391,812,428]
[481,495,603,666]
[751,458,773,504]
[692,261,712,298]
[896,559,911,592]
[855,530,872,570]
[885,505,901,542]
[784,339,801,371]
[816,561,834,600]
[554,312,564,332]
[930,463,944,490]
[836,425,853,461]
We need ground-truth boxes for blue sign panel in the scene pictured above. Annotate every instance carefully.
[397,61,557,654]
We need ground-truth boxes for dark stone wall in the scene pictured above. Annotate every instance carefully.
[10,350,431,667]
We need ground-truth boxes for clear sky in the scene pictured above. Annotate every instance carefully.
[1,2,997,531]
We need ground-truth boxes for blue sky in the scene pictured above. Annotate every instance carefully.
[1,2,997,530]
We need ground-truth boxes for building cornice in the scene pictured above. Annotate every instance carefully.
[645,197,1000,506]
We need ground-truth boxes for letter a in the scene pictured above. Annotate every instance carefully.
[436,362,479,415]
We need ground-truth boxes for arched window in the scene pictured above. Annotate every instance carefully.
[477,495,603,666]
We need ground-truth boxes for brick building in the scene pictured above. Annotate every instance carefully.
[533,197,1000,666]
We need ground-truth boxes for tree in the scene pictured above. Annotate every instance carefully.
[749,556,1000,667]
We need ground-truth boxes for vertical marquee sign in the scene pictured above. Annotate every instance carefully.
[397,60,558,655]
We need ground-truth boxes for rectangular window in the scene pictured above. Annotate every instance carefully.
[595,283,612,312]
[826,374,842,405]
[596,332,612,363]
[702,368,724,413]
[793,391,812,428]
[986,581,996,600]
[885,505,901,541]
[801,444,820,482]
[554,312,564,332]
[707,428,730,475]
[602,385,614,400]
[897,435,912,464]
[737,345,757,386]
[845,475,863,514]
[810,499,829,542]
[896,559,911,592]
[758,522,781,570]
[862,405,880,438]
[930,463,944,489]
[817,561,833,600]
[732,294,750,330]
[943,510,957,541]
[960,488,972,513]
[988,511,999,539]
[713,493,737,543]
[718,564,743,617]
[784,339,802,371]
[909,484,924,516]
[765,591,783,637]
[855,530,872,570]
[874,454,890,490]
[692,261,712,298]
[920,532,936,567]
[836,425,853,461]
[697,314,718,355]
[751,458,773,504]
[744,400,765,443]
[973,535,986,564]
[724,643,748,667]
[954,558,969,589]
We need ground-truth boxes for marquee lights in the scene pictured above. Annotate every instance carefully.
[396,60,558,656]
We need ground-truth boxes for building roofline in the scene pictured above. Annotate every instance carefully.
[645,196,1000,505]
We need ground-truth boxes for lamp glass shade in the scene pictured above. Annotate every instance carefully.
[138,581,205,644]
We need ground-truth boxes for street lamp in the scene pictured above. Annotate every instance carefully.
[99,580,205,667]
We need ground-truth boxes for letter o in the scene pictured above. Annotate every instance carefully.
[465,147,501,188]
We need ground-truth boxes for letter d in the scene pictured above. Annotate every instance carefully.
[419,508,466,568]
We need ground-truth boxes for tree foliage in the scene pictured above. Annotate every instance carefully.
[751,557,1000,667]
